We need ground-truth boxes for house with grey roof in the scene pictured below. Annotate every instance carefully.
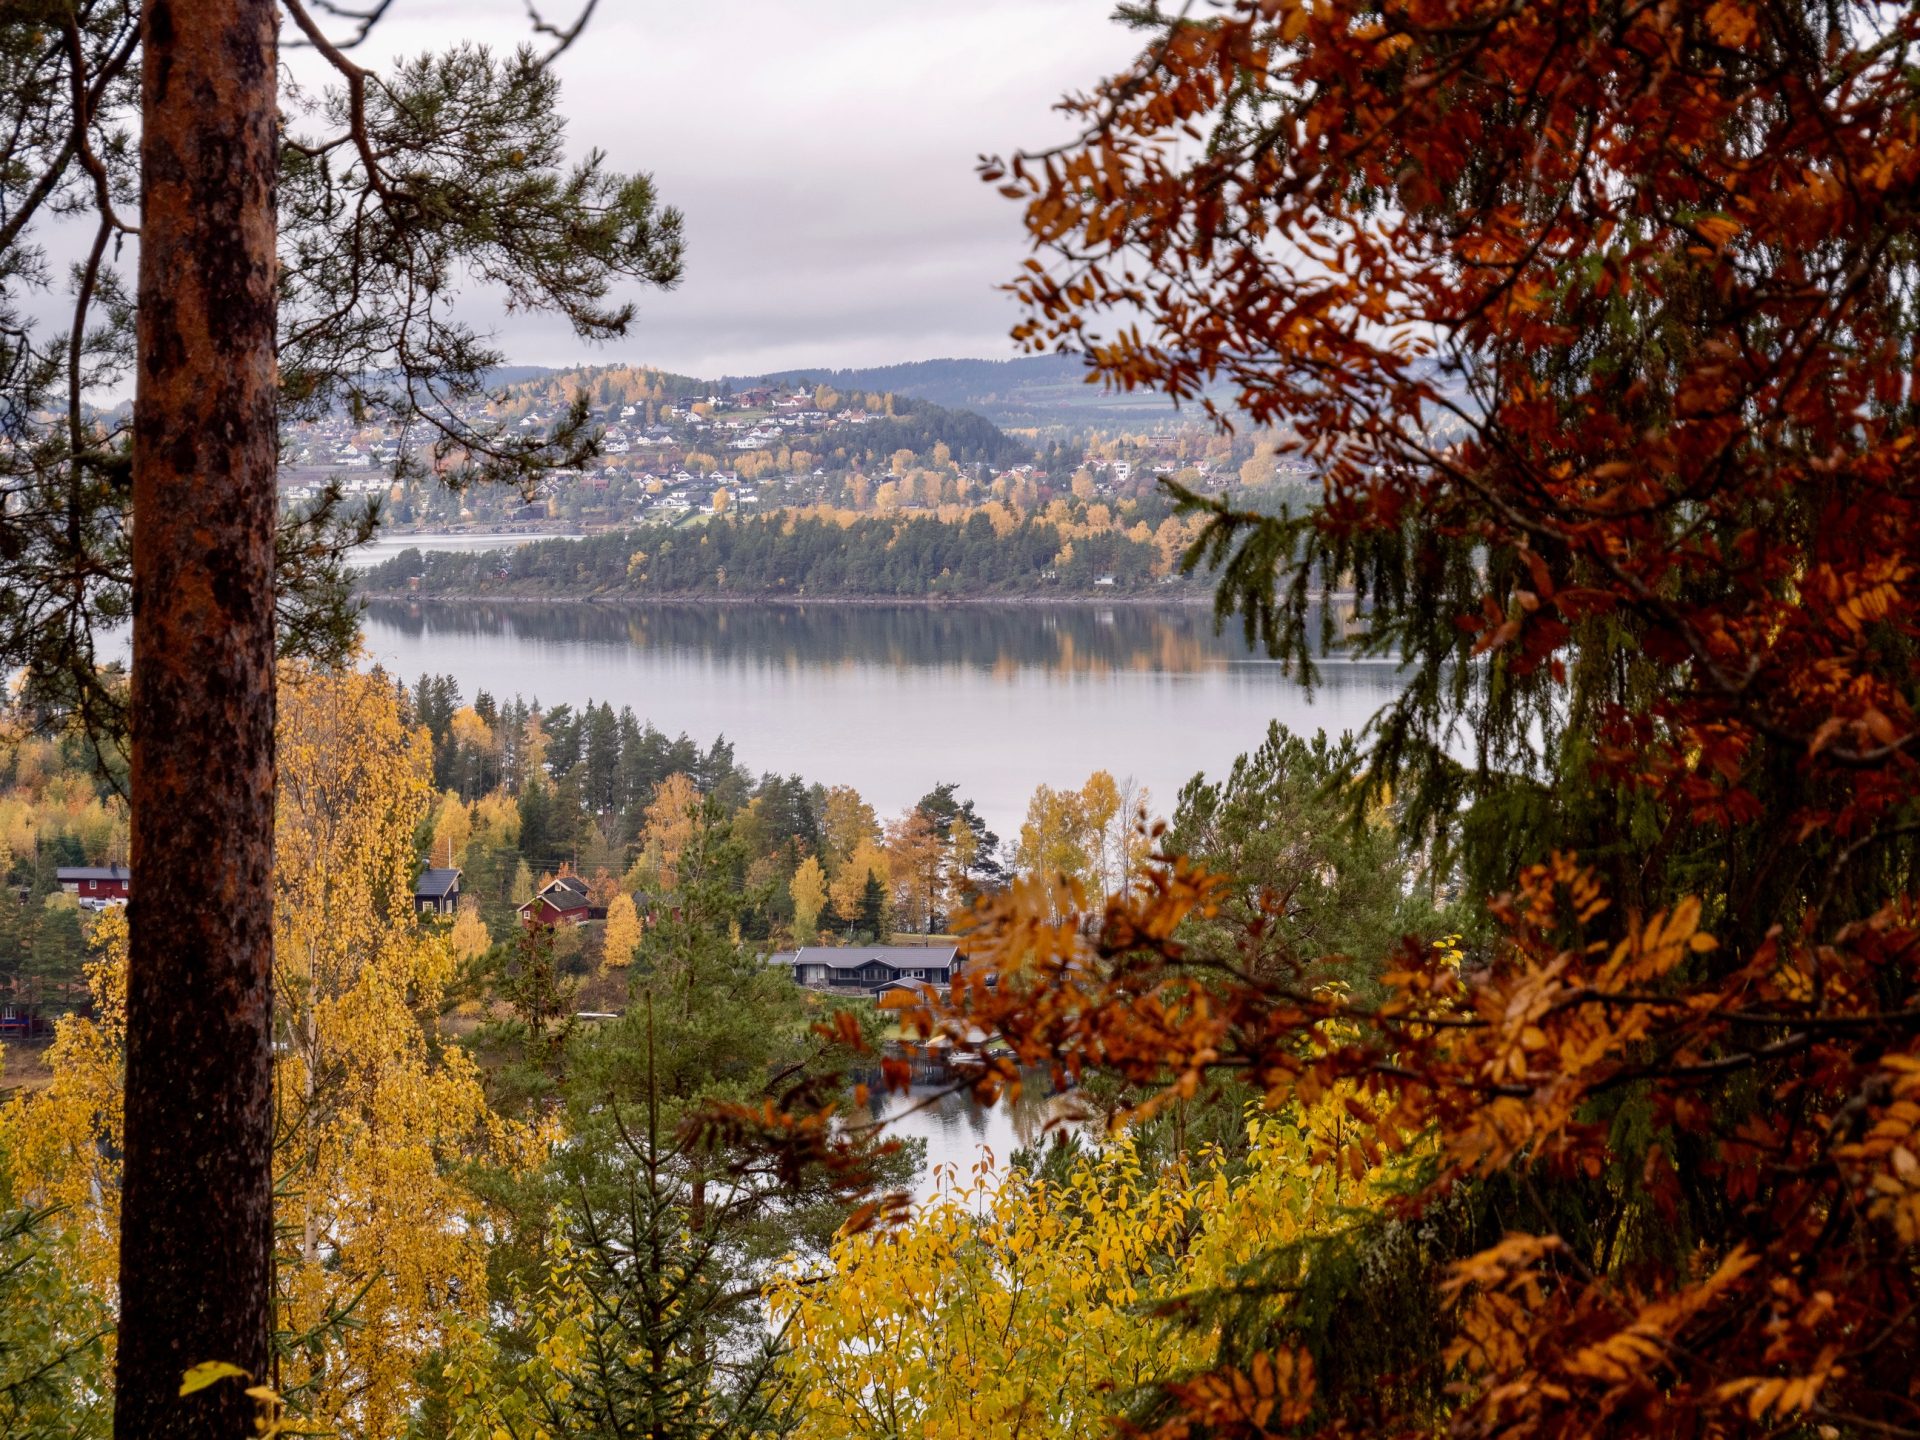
[517,873,603,927]
[413,867,462,916]
[770,943,961,997]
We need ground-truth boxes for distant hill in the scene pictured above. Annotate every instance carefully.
[479,364,567,388]
[477,354,1219,431]
[729,355,1210,430]
[480,362,1033,467]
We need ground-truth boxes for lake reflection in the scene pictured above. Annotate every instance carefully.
[862,1079,1081,1202]
[360,599,1405,838]
[351,531,585,570]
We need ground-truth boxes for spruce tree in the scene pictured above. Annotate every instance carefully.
[856,873,887,942]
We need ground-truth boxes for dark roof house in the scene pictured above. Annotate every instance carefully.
[414,867,462,916]
[771,943,961,997]
[517,874,604,927]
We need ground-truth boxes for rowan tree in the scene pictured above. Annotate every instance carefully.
[884,1,1920,1434]
[883,807,946,935]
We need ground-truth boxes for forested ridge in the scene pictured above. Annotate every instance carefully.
[807,400,1027,469]
[738,355,1086,408]
[361,506,1213,598]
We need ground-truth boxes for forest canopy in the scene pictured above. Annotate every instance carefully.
[6,0,1920,1437]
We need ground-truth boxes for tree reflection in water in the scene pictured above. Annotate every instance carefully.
[358,599,1408,844]
[851,1071,1084,1202]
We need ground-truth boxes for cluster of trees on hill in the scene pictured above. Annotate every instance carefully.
[362,507,1213,599]
[0,658,1451,1438]
[490,361,709,412]
[822,400,1027,469]
[0,735,128,1018]
[403,673,1009,949]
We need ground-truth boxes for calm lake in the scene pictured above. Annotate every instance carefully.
[360,597,1406,842]
[350,531,586,570]
[863,1078,1084,1203]
[355,550,1410,1195]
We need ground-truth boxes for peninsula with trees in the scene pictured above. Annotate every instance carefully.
[344,366,1328,600]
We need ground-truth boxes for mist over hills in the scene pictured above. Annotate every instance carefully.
[480,354,1204,431]
[726,354,1195,428]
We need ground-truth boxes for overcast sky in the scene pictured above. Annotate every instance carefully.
[330,1,1143,379]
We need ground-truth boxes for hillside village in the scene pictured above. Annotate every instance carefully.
[277,363,1303,539]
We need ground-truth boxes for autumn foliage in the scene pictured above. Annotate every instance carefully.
[3,669,530,1437]
[906,1,1920,1435]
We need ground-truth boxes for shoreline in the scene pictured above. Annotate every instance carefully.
[355,588,1234,608]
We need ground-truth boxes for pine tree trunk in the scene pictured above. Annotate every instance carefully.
[116,0,279,1432]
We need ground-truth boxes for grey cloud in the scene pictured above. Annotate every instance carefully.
[312,0,1141,377]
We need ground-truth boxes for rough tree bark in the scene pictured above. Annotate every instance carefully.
[116,0,280,1433]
